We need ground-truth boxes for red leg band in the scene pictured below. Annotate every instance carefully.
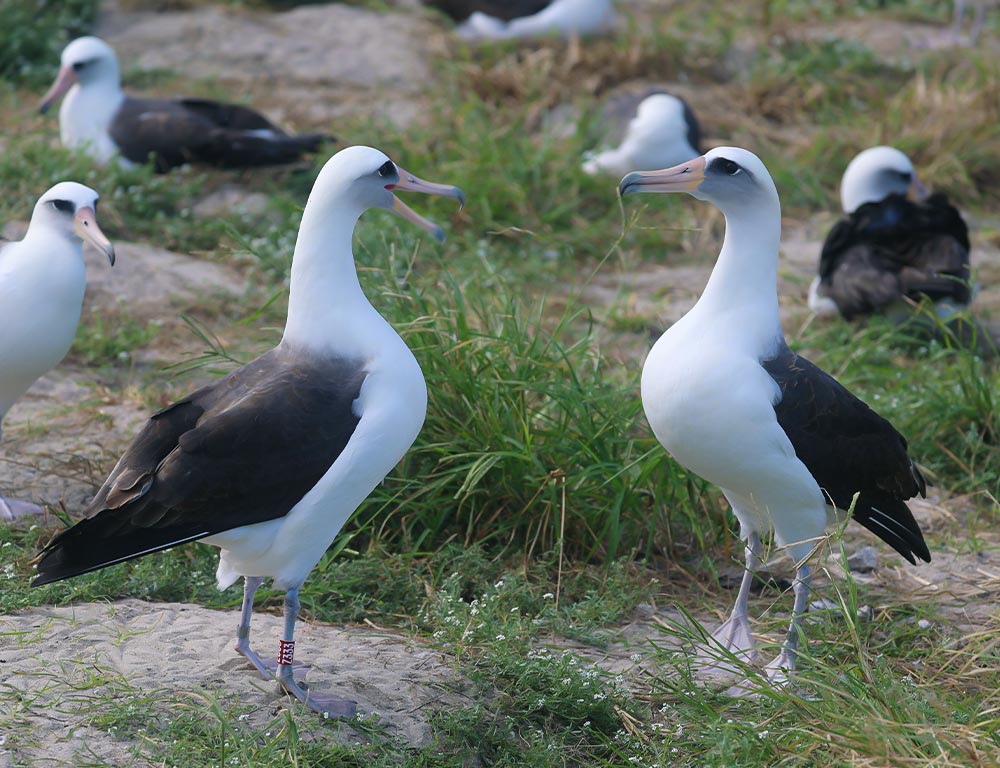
[277,639,295,667]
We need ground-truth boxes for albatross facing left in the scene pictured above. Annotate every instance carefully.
[32,146,464,717]
[620,147,930,689]
[0,182,114,520]
[40,37,330,172]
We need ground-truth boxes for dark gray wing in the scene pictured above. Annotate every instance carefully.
[817,194,971,319]
[33,346,367,585]
[421,0,551,21]
[680,96,702,154]
[762,343,930,564]
[109,96,331,172]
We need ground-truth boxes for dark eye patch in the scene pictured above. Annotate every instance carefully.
[51,199,74,213]
[898,171,913,183]
[72,60,88,72]
[377,160,396,177]
[711,158,741,176]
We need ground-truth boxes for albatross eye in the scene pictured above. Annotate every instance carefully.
[716,158,741,176]
[72,60,87,72]
[377,161,396,178]
[51,199,74,213]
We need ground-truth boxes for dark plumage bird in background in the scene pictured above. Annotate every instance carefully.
[40,37,331,173]
[421,0,552,22]
[621,148,929,692]
[808,146,972,322]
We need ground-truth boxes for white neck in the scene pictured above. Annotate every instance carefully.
[60,78,125,161]
[693,198,783,349]
[281,203,380,353]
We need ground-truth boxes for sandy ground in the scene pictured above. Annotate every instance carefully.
[1,600,472,765]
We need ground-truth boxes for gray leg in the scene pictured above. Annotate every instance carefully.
[234,576,271,679]
[764,562,811,686]
[275,587,357,718]
[699,531,762,674]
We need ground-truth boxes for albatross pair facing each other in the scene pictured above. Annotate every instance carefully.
[40,36,330,172]
[622,148,929,688]
[31,147,464,717]
[0,184,115,520]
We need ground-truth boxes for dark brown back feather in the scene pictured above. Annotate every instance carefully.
[762,343,929,564]
[33,346,367,585]
[817,193,971,319]
[109,96,332,172]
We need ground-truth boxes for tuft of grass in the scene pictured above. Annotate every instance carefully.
[0,0,97,86]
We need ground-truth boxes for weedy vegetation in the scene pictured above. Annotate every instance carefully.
[1,0,1000,766]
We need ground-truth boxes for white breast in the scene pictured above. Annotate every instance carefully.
[59,85,126,165]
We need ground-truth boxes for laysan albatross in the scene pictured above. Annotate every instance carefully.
[1,183,115,521]
[32,146,464,717]
[620,147,930,688]
[39,37,331,172]
[582,92,702,178]
[808,146,971,322]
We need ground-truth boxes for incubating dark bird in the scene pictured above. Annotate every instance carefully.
[621,148,929,691]
[1,183,115,521]
[32,146,464,717]
[39,37,331,172]
[808,146,971,322]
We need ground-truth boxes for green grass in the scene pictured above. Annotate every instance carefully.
[2,0,1000,766]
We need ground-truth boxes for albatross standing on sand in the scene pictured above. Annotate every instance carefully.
[32,146,464,717]
[808,146,971,321]
[620,147,930,688]
[0,183,115,521]
[39,36,330,172]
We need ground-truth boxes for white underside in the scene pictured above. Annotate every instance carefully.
[0,234,87,420]
[582,138,699,177]
[60,83,127,166]
[457,0,616,40]
[203,334,427,591]
[806,276,841,318]
[641,309,830,565]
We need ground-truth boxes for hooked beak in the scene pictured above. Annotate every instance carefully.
[907,173,929,203]
[619,155,707,197]
[39,66,77,115]
[388,166,465,243]
[74,207,115,266]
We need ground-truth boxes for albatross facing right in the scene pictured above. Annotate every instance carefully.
[620,148,930,689]
[32,146,464,717]
[1,182,114,520]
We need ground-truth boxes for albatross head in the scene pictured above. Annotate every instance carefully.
[31,182,116,266]
[619,146,779,214]
[839,146,928,214]
[39,36,120,115]
[310,145,464,242]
